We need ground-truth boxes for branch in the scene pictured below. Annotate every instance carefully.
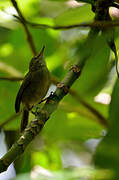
[0,26,100,172]
[13,15,119,30]
[27,20,119,29]
[60,102,106,124]
[0,75,107,127]
[69,89,108,127]
[51,76,108,128]
[11,0,37,55]
[0,0,110,172]
[0,65,81,172]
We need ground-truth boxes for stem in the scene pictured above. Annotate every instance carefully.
[11,0,37,55]
[13,15,119,29]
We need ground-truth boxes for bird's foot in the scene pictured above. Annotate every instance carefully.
[30,92,54,116]
[30,105,39,116]
[31,107,39,116]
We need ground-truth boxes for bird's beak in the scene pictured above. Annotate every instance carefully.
[37,46,45,58]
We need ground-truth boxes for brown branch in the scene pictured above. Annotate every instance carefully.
[13,15,119,30]
[11,0,37,55]
[52,76,108,128]
[69,90,108,128]
[27,20,119,29]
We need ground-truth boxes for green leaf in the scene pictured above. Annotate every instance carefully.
[54,4,94,26]
[73,35,110,97]
[94,79,119,179]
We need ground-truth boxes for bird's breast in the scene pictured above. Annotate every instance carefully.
[22,68,50,109]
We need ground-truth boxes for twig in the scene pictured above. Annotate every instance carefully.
[51,75,108,127]
[13,15,119,30]
[11,0,37,55]
[60,102,105,123]
[69,90,108,127]
[27,20,119,29]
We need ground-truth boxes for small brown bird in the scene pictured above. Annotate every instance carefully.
[15,46,50,132]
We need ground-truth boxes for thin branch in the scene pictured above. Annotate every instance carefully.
[13,15,119,30]
[60,102,105,123]
[69,90,108,128]
[11,0,37,55]
[27,20,119,29]
[51,76,108,128]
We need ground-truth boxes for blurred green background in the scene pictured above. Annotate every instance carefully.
[0,0,119,179]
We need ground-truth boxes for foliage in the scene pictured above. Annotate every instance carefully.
[0,0,119,179]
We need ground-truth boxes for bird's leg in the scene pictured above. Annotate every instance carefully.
[30,105,41,116]
[29,106,36,115]
[30,92,54,116]
[31,109,36,115]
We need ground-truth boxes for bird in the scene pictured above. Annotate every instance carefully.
[15,46,50,132]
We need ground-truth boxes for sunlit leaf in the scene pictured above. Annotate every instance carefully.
[73,35,110,97]
[54,4,94,26]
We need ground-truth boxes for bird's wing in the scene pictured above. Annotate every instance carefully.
[15,73,31,113]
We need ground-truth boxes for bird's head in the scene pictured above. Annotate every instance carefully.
[29,46,46,71]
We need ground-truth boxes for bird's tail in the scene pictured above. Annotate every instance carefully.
[21,109,29,132]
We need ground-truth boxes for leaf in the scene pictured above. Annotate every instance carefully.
[94,79,119,179]
[54,4,94,26]
[73,35,110,98]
